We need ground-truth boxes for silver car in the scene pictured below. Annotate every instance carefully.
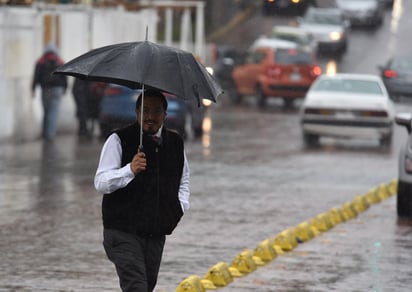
[271,25,318,54]
[335,0,384,28]
[297,7,350,54]
[394,112,412,217]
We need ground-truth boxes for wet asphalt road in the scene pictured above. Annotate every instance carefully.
[0,101,412,292]
[2,2,412,292]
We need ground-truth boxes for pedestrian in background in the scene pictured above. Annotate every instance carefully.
[87,81,106,134]
[94,89,190,292]
[31,42,67,141]
[72,78,90,136]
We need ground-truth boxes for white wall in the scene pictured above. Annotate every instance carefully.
[0,5,157,142]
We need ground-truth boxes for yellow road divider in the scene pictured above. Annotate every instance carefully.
[274,228,298,251]
[230,249,257,274]
[341,201,358,221]
[204,262,233,287]
[294,221,316,243]
[253,238,281,262]
[176,180,397,291]
[176,275,207,292]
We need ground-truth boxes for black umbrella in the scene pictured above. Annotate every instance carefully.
[54,40,223,148]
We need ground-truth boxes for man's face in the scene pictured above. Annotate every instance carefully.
[136,95,167,134]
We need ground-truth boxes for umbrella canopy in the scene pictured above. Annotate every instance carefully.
[54,41,223,103]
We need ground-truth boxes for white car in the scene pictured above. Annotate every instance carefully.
[249,36,298,50]
[300,73,395,147]
[271,25,318,54]
[297,7,350,54]
[335,0,384,28]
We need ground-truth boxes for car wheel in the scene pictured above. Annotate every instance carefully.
[303,133,319,147]
[397,180,412,217]
[256,85,267,108]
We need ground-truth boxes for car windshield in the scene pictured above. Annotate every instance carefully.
[304,12,343,25]
[275,48,313,64]
[271,32,310,45]
[312,78,383,95]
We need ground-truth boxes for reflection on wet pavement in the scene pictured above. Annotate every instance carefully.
[0,104,411,291]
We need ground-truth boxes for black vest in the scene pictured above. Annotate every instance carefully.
[102,123,185,236]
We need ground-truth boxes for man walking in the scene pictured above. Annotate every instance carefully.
[94,89,190,291]
[31,42,67,141]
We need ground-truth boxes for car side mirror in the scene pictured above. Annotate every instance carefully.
[395,113,412,134]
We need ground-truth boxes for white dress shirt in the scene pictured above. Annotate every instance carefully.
[94,131,190,212]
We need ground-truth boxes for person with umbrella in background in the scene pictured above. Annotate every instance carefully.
[31,42,67,141]
[94,89,190,292]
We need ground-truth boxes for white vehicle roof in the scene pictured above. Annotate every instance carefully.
[272,25,311,36]
[316,73,383,82]
[250,37,297,50]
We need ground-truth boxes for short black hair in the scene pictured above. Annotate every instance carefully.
[135,89,168,111]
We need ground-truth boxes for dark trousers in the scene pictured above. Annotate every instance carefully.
[103,229,166,292]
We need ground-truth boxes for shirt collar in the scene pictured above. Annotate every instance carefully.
[152,125,163,138]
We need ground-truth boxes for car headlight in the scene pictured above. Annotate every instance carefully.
[329,31,343,41]
[202,99,212,107]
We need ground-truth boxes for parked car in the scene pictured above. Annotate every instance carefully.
[297,7,350,55]
[271,25,318,54]
[300,73,395,147]
[335,0,384,28]
[231,38,321,107]
[98,84,208,139]
[377,56,412,102]
[394,112,412,217]
[262,0,317,16]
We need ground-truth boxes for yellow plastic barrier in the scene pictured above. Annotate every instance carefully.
[311,213,333,232]
[328,207,344,225]
[351,195,370,213]
[274,228,297,251]
[340,202,358,221]
[294,221,315,243]
[204,261,233,287]
[365,187,381,204]
[376,183,391,200]
[387,179,397,195]
[176,275,207,292]
[253,239,278,262]
[228,266,243,278]
[231,249,257,274]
